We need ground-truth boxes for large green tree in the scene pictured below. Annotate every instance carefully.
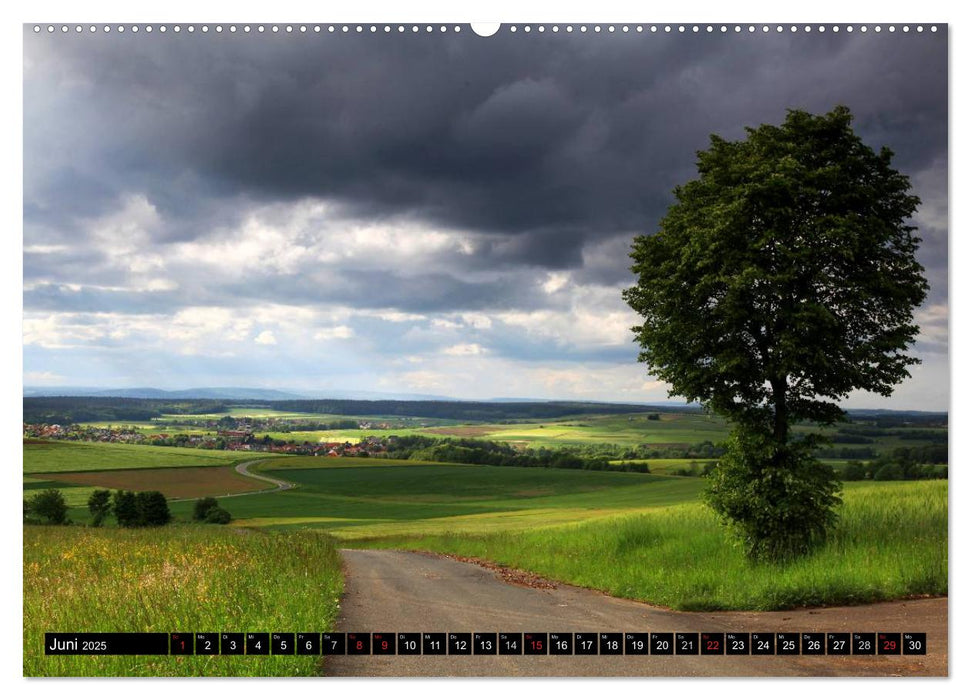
[623,106,928,561]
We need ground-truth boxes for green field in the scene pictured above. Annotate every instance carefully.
[23,440,246,474]
[361,479,947,611]
[24,525,342,676]
[169,458,704,539]
[479,413,728,447]
[42,454,945,613]
[160,458,944,612]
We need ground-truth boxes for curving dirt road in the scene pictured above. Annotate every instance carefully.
[169,459,295,502]
[233,459,294,493]
[325,549,947,677]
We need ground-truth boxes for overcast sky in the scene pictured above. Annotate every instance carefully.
[22,25,948,409]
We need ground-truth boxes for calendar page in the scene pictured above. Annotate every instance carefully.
[21,15,948,681]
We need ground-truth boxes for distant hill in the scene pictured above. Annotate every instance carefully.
[23,386,309,401]
[22,386,461,402]
[22,395,683,424]
[21,387,946,422]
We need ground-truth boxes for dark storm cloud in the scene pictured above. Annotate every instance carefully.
[24,28,947,280]
[220,268,545,314]
[23,266,553,316]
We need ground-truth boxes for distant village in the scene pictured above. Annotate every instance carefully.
[22,421,395,457]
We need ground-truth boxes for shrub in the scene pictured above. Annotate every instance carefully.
[28,489,68,525]
[135,491,171,526]
[193,496,219,521]
[113,490,139,527]
[704,432,842,563]
[87,489,112,527]
[205,507,232,524]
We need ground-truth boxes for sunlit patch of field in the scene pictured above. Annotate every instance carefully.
[234,506,675,539]
[327,506,678,539]
[261,428,432,443]
[421,425,500,438]
[447,412,732,448]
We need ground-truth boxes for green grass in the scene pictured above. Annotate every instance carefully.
[164,458,704,539]
[24,525,343,677]
[359,480,946,611]
[24,479,103,508]
[260,456,469,470]
[23,440,244,474]
[31,448,946,631]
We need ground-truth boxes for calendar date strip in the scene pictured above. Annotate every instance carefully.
[45,631,926,656]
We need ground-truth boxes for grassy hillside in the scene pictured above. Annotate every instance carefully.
[200,459,704,538]
[23,525,342,677]
[26,449,946,653]
[361,480,947,611]
[23,440,243,474]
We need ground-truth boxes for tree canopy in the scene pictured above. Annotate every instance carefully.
[624,106,927,442]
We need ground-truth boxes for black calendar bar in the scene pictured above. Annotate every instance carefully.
[43,632,928,656]
[44,633,169,655]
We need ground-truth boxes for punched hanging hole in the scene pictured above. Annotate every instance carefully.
[470,23,501,37]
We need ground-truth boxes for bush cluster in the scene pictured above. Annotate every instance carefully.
[193,496,232,524]
[112,490,171,527]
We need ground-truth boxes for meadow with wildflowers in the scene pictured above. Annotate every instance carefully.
[24,525,342,676]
